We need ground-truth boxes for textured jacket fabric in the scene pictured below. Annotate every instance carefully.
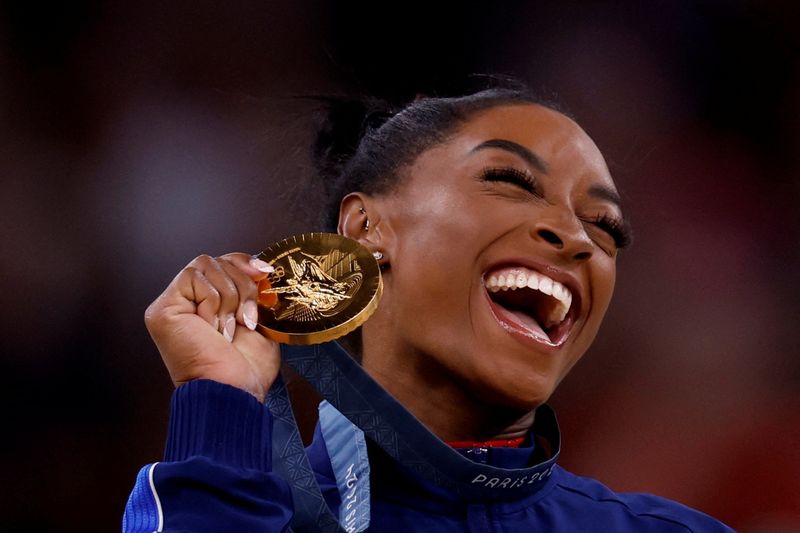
[123,380,734,532]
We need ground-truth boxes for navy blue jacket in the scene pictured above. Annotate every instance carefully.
[123,380,733,532]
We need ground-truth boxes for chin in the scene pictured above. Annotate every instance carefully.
[472,369,560,413]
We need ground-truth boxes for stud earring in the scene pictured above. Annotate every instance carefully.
[372,251,384,261]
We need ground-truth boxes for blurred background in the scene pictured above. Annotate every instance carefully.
[1,1,798,531]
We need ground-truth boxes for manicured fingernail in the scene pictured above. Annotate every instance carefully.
[243,301,258,331]
[249,258,274,273]
[223,315,236,342]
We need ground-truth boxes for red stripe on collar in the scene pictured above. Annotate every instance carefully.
[446,437,526,448]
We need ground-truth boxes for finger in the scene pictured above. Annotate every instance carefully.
[219,252,274,281]
[184,268,221,329]
[217,257,260,332]
[145,264,223,340]
[191,255,240,342]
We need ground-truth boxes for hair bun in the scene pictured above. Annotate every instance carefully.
[311,96,395,195]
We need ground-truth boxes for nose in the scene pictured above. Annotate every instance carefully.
[532,210,593,262]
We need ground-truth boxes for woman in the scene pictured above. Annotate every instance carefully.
[123,87,733,531]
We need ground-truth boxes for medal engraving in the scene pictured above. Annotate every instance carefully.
[255,233,382,344]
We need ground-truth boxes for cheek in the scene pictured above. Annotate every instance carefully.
[567,257,617,361]
[391,223,474,321]
[385,193,491,342]
[592,258,617,317]
[391,187,489,268]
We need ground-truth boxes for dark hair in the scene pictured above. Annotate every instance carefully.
[312,84,564,231]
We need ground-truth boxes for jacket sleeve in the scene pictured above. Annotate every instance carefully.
[122,380,294,533]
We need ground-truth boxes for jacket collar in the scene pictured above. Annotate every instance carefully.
[312,399,561,506]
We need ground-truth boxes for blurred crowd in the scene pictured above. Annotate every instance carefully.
[1,2,797,531]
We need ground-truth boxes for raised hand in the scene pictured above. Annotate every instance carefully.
[144,253,280,402]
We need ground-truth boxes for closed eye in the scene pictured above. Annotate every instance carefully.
[581,214,633,249]
[479,167,542,197]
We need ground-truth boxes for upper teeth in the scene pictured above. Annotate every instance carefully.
[484,268,573,325]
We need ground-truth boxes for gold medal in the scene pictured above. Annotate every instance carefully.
[254,233,383,345]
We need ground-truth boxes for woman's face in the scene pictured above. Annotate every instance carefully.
[365,103,626,410]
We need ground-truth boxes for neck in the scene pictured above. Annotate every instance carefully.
[361,328,535,442]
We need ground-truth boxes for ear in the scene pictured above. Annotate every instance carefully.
[338,192,386,249]
[338,192,394,270]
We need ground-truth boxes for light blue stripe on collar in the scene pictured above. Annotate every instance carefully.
[319,401,371,533]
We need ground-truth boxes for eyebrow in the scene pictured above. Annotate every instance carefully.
[470,139,549,174]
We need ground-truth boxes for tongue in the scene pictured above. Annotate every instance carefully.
[505,307,549,338]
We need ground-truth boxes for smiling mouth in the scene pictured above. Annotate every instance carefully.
[483,267,577,347]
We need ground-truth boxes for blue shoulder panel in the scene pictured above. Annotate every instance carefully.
[122,463,162,533]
